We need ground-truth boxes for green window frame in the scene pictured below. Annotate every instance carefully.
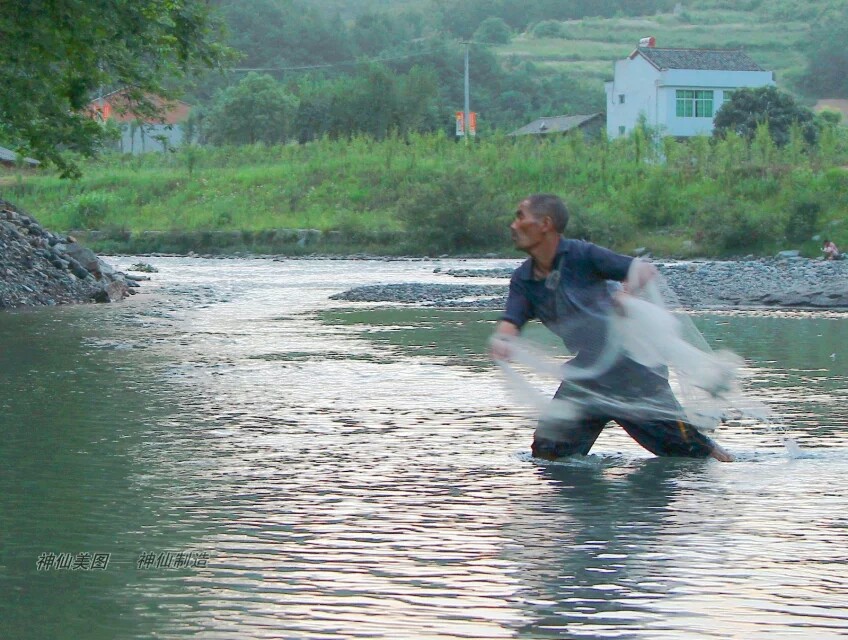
[676,89,714,118]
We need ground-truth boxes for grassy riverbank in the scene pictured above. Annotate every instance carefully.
[4,127,848,257]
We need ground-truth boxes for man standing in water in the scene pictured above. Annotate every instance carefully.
[492,194,733,462]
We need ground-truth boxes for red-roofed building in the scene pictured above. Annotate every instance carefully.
[89,90,193,153]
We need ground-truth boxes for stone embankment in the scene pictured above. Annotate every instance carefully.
[331,257,848,310]
[0,200,140,309]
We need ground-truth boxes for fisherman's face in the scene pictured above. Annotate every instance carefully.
[510,201,547,252]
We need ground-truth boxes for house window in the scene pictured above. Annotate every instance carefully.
[618,94,625,104]
[676,89,714,118]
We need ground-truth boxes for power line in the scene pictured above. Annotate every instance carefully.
[229,42,453,74]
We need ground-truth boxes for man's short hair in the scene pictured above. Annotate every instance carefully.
[524,194,569,233]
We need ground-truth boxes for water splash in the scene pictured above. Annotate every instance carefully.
[784,436,805,458]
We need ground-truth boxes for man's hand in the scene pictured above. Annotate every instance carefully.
[490,321,519,361]
[623,260,658,295]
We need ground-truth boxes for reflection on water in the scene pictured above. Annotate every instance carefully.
[1,257,847,639]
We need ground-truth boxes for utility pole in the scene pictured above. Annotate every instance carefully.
[462,41,470,145]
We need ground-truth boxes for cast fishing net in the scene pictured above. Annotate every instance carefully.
[491,260,771,437]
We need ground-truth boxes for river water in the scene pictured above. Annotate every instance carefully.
[2,257,847,639]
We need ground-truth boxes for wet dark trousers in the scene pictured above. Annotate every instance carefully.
[532,360,717,460]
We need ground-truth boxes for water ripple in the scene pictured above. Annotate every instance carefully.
[2,257,848,639]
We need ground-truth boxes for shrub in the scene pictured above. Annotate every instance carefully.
[59,191,119,229]
[531,20,564,38]
[785,200,821,242]
[733,175,781,200]
[569,202,636,249]
[693,198,779,253]
[474,17,512,44]
[102,225,131,242]
[823,168,848,207]
[395,168,511,254]
[623,171,690,228]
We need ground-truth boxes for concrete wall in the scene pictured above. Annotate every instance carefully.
[606,55,660,138]
[118,123,185,154]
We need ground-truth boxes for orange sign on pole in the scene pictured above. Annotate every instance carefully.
[456,111,477,137]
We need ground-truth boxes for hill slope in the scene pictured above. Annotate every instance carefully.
[493,8,811,98]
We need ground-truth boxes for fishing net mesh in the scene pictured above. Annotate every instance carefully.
[492,262,771,434]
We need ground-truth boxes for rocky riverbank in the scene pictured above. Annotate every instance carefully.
[0,200,140,309]
[330,257,848,310]
[4,200,846,312]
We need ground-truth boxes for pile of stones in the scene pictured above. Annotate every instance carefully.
[0,199,140,309]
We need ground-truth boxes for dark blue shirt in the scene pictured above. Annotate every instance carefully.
[502,238,633,358]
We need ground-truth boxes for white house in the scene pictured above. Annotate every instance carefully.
[605,42,774,139]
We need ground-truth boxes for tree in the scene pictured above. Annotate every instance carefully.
[204,73,299,145]
[713,86,818,147]
[397,66,442,136]
[292,79,334,143]
[327,65,399,141]
[350,11,415,56]
[0,0,229,176]
[473,17,512,44]
[396,167,510,254]
[217,0,297,68]
[532,20,565,39]
[799,3,848,98]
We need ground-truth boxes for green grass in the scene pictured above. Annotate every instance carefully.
[3,124,847,258]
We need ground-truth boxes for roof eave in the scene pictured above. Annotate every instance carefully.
[631,49,662,71]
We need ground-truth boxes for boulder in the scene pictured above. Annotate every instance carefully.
[65,256,91,280]
[93,280,129,303]
[58,242,101,275]
[129,262,158,273]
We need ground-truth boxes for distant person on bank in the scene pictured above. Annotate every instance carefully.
[823,239,840,261]
[491,193,733,462]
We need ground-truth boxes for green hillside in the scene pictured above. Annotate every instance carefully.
[493,10,811,98]
[1,0,844,180]
[197,0,841,140]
